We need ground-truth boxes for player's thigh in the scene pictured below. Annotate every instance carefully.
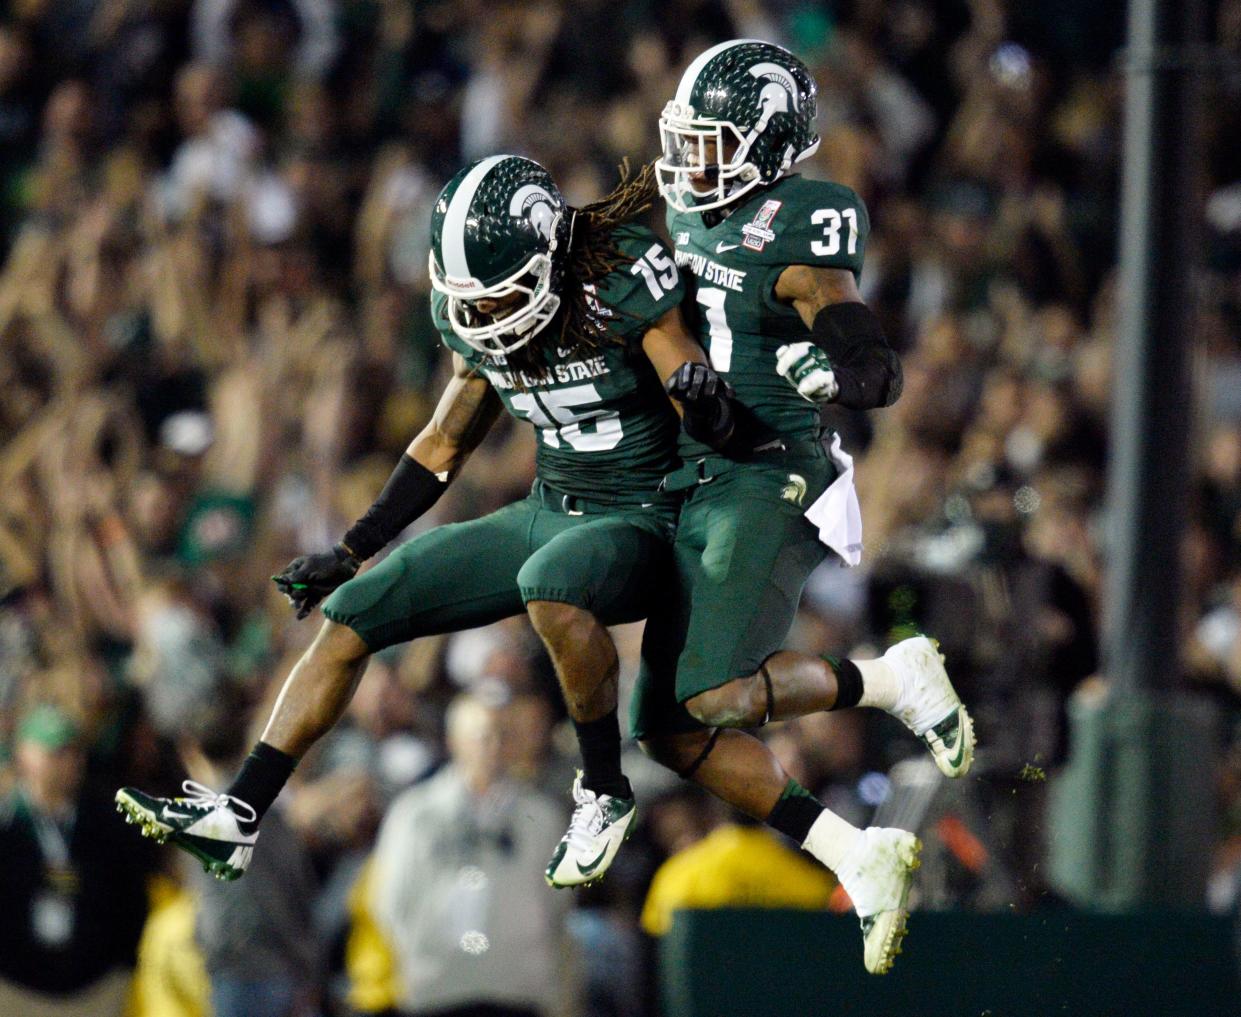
[517,511,674,626]
[672,465,830,702]
[322,500,536,650]
[631,584,704,741]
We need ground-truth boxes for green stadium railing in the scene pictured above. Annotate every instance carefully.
[659,908,1238,1017]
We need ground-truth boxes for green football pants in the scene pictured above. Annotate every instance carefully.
[630,444,836,739]
[322,481,677,652]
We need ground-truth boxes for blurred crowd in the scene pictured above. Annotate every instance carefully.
[2,0,1241,1014]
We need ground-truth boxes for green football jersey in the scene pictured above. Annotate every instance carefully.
[667,174,869,457]
[436,224,685,503]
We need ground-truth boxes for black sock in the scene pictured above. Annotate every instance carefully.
[766,778,824,844]
[226,742,297,823]
[573,709,631,799]
[827,656,863,711]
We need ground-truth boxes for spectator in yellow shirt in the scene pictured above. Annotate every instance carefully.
[641,806,836,937]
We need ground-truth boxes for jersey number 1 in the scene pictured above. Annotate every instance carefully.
[695,288,733,372]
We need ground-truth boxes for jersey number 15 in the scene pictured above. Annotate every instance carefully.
[630,244,679,300]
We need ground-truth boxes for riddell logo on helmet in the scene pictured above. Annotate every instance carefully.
[742,199,782,251]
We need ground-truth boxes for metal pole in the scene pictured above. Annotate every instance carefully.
[1104,0,1202,690]
[1049,0,1215,910]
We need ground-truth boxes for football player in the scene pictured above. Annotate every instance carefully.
[635,39,977,974]
[115,156,735,888]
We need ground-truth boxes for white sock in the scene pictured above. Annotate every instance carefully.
[856,657,901,712]
[802,807,864,873]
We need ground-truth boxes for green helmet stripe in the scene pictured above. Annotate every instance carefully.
[674,38,762,106]
[442,154,508,280]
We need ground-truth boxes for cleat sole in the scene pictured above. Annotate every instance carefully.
[114,789,243,877]
[865,836,921,976]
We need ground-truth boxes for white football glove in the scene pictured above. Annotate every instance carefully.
[776,341,838,403]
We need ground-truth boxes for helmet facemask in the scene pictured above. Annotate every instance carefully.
[430,209,568,357]
[656,103,765,214]
[429,155,571,357]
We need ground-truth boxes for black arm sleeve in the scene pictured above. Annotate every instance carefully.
[809,302,903,410]
[341,454,447,561]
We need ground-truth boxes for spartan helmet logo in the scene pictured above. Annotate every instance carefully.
[509,184,557,241]
[748,61,800,129]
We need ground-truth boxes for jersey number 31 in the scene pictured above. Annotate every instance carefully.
[811,208,858,257]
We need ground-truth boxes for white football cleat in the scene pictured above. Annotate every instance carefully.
[812,825,922,975]
[545,772,636,888]
[884,636,975,778]
[116,781,258,881]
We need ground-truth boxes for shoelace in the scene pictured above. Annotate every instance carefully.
[564,776,606,854]
[179,780,259,825]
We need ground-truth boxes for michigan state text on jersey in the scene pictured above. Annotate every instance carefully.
[433,218,688,505]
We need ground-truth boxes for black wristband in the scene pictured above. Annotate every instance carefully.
[341,454,447,561]
[811,302,902,410]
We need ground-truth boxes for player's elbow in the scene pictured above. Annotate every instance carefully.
[878,352,903,408]
[408,428,459,478]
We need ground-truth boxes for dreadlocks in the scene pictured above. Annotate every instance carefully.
[498,160,660,382]
[559,159,661,350]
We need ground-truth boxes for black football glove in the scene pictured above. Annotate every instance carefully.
[665,362,736,451]
[272,544,360,620]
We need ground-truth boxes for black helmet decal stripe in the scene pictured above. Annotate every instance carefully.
[442,154,507,281]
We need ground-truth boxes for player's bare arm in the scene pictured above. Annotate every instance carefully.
[775,261,861,326]
[773,263,903,410]
[643,304,737,450]
[640,303,708,387]
[407,352,503,478]
[269,356,500,622]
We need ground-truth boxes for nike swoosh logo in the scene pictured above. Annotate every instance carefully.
[945,722,967,770]
[716,242,739,253]
[576,845,610,875]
